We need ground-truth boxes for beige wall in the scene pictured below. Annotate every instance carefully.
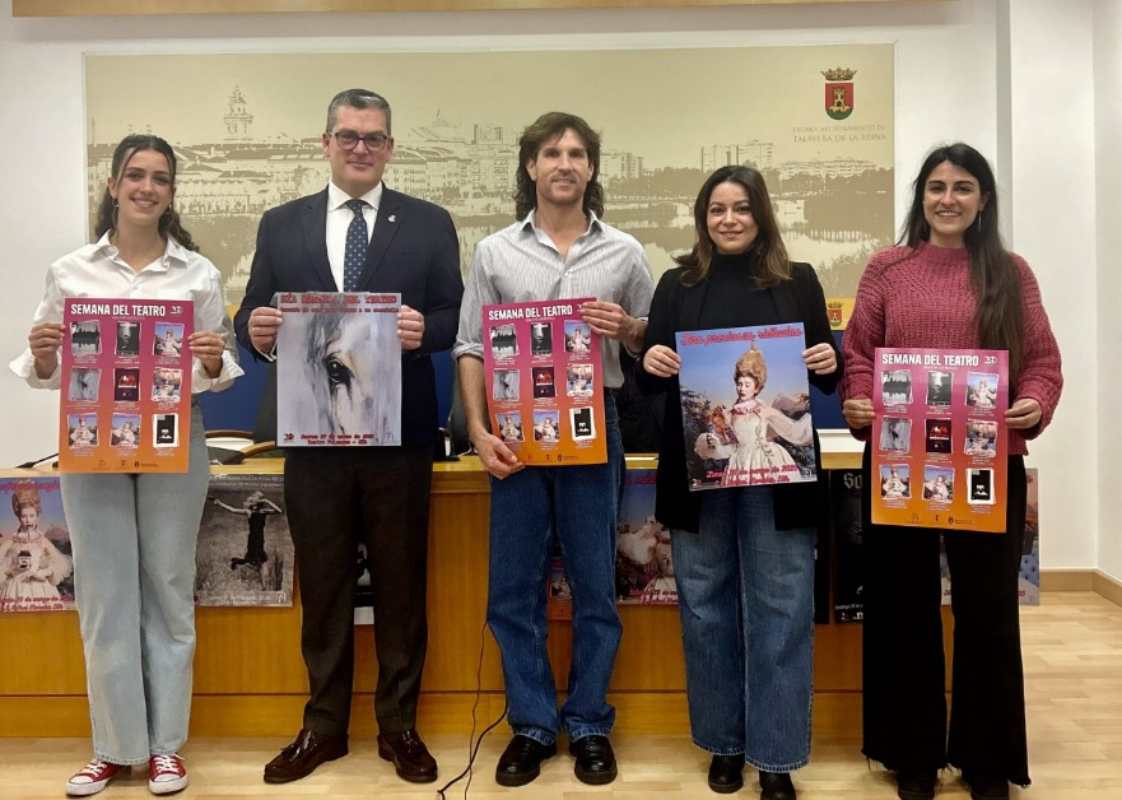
[5,0,1107,572]
[1093,0,1122,581]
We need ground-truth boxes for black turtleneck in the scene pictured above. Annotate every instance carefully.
[694,252,782,331]
[638,254,843,533]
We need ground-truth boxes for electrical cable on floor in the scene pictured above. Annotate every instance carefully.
[436,617,508,800]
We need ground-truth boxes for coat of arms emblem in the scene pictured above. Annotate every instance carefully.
[822,67,856,120]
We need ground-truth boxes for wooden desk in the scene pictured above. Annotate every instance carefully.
[0,453,951,738]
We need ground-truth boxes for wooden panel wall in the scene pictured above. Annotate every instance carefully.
[0,455,954,738]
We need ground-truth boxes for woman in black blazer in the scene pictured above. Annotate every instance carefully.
[638,166,841,800]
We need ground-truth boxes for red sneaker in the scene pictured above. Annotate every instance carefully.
[66,759,127,796]
[148,753,189,795]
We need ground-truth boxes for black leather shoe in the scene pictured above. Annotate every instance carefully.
[962,771,1010,800]
[495,735,556,787]
[759,770,796,800]
[569,735,617,785]
[263,728,348,783]
[896,769,937,800]
[377,728,438,783]
[707,754,744,793]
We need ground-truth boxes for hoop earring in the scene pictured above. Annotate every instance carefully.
[975,210,983,231]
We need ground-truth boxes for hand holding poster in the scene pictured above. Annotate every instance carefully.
[483,298,607,466]
[675,323,816,490]
[60,298,194,473]
[276,292,402,447]
[872,348,1008,532]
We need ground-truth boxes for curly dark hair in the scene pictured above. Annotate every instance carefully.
[514,112,604,220]
[93,134,198,251]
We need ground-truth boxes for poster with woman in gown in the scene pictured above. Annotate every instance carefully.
[676,323,816,491]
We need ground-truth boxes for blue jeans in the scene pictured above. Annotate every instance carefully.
[672,486,816,772]
[60,406,209,765]
[487,397,623,746]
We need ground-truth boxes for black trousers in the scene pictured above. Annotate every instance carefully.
[861,449,1029,786]
[284,445,434,737]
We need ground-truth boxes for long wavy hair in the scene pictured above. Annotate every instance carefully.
[514,112,604,221]
[93,134,198,251]
[677,165,791,287]
[900,143,1023,381]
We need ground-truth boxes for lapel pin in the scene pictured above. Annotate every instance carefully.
[388,214,396,223]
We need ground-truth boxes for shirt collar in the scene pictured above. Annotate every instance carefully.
[90,232,189,269]
[519,208,602,238]
[328,180,383,212]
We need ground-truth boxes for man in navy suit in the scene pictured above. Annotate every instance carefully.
[234,88,462,785]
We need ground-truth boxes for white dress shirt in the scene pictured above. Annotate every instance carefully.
[10,233,244,393]
[326,181,381,291]
[453,210,654,389]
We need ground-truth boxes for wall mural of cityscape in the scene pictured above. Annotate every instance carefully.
[86,45,893,327]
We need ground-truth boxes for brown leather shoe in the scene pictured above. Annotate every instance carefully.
[263,729,348,784]
[377,728,438,783]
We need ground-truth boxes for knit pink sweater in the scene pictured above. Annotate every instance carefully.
[840,243,1063,455]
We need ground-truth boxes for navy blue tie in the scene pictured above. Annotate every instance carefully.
[343,198,368,292]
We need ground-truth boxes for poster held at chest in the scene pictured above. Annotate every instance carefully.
[60,298,194,473]
[276,292,402,447]
[676,323,816,491]
[483,298,607,466]
[872,348,1008,532]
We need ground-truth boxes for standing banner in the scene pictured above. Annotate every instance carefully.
[615,468,676,605]
[1020,467,1041,605]
[0,477,74,613]
[60,298,193,473]
[831,468,865,623]
[482,298,606,466]
[941,467,1041,606]
[676,323,816,490]
[195,474,294,607]
[872,348,1008,532]
[276,292,402,447]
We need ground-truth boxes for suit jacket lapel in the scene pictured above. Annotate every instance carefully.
[680,281,708,334]
[769,278,800,326]
[301,190,336,291]
[359,187,404,290]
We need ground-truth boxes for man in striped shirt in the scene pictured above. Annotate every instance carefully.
[453,111,654,789]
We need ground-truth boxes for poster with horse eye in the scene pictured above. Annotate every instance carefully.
[60,298,194,473]
[276,292,401,446]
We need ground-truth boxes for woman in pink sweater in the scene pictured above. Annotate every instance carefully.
[840,143,1062,800]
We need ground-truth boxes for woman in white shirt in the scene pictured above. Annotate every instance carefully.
[11,134,243,797]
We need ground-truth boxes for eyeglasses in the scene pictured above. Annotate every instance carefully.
[331,130,391,151]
